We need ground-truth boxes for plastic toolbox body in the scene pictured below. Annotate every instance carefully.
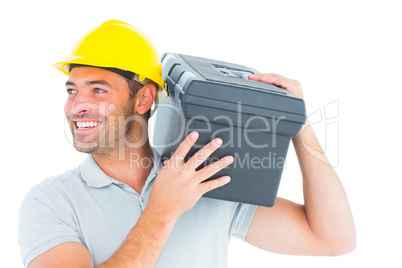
[152,53,306,207]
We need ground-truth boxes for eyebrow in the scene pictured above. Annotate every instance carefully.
[65,80,113,87]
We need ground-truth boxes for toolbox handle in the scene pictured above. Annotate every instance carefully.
[212,64,254,80]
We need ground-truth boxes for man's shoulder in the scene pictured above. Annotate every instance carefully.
[25,166,84,201]
[39,166,81,186]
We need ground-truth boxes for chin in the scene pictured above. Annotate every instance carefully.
[73,139,100,154]
[74,144,98,154]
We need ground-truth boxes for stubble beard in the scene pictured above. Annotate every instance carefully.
[72,99,138,156]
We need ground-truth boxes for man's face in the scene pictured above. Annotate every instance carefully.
[64,66,139,155]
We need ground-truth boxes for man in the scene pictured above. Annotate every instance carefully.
[18,20,356,267]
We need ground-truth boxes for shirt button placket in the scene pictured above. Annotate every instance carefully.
[139,196,146,211]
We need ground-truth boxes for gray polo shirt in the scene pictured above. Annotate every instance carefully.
[18,147,257,267]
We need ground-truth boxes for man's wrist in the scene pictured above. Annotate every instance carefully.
[292,119,309,146]
[142,203,180,229]
[99,205,178,268]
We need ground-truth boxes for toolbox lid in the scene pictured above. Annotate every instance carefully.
[161,53,306,137]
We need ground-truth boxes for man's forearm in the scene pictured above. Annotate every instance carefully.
[292,119,356,252]
[98,205,178,268]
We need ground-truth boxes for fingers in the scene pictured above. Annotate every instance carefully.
[169,131,199,166]
[199,175,231,195]
[195,155,234,183]
[248,73,280,82]
[185,137,223,170]
[249,73,303,99]
[249,73,282,85]
[163,132,234,198]
[249,73,287,89]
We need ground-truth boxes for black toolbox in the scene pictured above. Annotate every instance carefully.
[152,53,306,207]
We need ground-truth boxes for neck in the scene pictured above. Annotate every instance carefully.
[92,141,154,194]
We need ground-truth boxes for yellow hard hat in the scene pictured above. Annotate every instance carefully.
[53,20,168,99]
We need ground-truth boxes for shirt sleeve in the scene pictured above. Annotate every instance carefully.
[230,203,258,241]
[18,183,83,267]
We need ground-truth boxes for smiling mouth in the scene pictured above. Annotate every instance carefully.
[75,121,102,130]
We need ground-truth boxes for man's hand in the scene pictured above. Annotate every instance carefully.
[249,73,304,99]
[147,131,234,221]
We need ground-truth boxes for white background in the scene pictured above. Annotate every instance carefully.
[1,0,401,267]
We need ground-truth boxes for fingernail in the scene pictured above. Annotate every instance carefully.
[223,156,234,163]
[223,176,231,183]
[190,131,199,139]
[213,138,223,147]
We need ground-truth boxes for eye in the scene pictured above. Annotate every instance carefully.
[94,88,107,93]
[67,88,77,94]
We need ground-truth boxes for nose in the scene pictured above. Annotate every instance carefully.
[70,91,98,115]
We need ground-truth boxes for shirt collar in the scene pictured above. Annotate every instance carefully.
[80,147,163,188]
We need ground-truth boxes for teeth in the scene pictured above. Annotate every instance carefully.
[76,121,101,129]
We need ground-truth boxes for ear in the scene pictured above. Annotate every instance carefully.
[135,84,156,115]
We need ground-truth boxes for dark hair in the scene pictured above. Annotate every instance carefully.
[124,77,144,99]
